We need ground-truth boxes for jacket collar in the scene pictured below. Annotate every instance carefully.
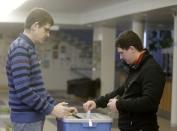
[129,49,151,70]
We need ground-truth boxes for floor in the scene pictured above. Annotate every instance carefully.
[0,90,177,131]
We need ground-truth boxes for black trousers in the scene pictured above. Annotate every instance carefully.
[120,126,159,131]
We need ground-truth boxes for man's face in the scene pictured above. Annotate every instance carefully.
[33,23,51,44]
[117,47,135,65]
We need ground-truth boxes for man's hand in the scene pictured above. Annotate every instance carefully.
[83,100,96,112]
[107,98,118,112]
[68,107,78,115]
[51,102,78,118]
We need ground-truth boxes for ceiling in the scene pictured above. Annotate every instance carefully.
[17,0,129,14]
[3,0,177,29]
[102,6,176,29]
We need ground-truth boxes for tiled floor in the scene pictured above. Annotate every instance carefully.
[0,90,177,131]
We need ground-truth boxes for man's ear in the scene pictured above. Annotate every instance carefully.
[129,46,138,54]
[31,22,39,31]
[129,46,136,51]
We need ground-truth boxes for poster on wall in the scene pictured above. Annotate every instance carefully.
[40,49,51,68]
[146,29,173,76]
[52,44,59,59]
[37,44,51,69]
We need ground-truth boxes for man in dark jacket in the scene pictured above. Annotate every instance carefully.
[83,30,165,131]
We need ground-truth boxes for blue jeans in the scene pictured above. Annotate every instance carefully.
[12,120,44,131]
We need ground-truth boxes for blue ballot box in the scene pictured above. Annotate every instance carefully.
[57,113,112,131]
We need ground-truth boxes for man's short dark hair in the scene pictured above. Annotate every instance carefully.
[116,30,143,51]
[24,8,54,29]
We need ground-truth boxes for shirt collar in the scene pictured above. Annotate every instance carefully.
[134,51,145,65]
[20,33,35,48]
[130,50,146,70]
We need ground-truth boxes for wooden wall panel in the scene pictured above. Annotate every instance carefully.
[159,80,172,112]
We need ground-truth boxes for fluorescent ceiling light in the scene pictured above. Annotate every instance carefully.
[50,25,60,31]
[0,0,28,18]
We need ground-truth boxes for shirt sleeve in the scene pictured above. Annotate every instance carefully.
[95,84,125,108]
